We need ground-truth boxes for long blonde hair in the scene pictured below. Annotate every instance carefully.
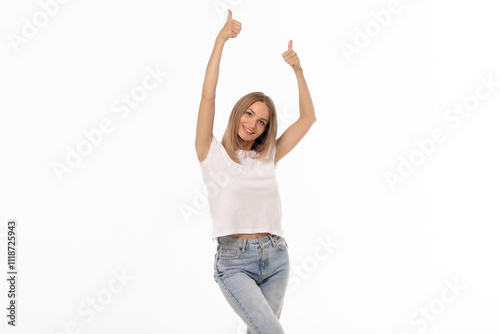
[222,92,277,164]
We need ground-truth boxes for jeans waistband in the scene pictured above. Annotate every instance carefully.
[216,234,282,248]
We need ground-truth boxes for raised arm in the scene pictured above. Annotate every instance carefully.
[195,9,242,163]
[275,40,317,164]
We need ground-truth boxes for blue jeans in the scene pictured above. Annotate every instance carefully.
[213,234,290,334]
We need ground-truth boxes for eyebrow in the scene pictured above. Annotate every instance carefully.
[247,108,268,123]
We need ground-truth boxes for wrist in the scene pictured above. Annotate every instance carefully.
[216,34,228,44]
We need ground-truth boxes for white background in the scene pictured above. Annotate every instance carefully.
[1,0,499,333]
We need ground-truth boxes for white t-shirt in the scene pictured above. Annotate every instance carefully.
[199,135,284,240]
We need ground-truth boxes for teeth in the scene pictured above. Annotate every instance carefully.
[243,126,254,134]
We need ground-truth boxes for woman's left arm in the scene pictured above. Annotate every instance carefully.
[282,40,316,122]
[275,40,317,164]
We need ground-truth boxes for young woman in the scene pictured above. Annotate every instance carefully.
[195,9,316,334]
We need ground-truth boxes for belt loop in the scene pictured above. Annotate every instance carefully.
[241,239,246,253]
[270,234,276,247]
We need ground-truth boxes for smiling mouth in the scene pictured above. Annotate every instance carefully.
[242,125,255,135]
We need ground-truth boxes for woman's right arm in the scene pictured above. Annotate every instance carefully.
[195,9,242,162]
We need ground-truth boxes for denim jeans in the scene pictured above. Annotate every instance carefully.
[213,234,290,334]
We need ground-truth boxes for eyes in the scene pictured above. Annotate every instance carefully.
[246,111,266,126]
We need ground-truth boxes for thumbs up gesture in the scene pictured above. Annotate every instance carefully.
[217,9,242,42]
[282,40,302,71]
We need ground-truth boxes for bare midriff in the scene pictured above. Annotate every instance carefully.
[227,232,270,239]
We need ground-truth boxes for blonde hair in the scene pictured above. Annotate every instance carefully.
[222,92,277,164]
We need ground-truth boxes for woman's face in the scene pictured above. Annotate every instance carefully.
[237,101,270,147]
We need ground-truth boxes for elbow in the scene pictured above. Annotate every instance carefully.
[299,116,316,124]
[307,111,317,123]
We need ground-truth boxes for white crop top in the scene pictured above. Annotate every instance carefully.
[199,135,284,240]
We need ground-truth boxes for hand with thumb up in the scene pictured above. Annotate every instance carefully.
[282,40,302,72]
[217,9,242,42]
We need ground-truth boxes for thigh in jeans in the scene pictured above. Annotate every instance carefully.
[257,236,290,320]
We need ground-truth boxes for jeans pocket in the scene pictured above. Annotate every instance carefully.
[218,245,242,260]
[276,237,288,250]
